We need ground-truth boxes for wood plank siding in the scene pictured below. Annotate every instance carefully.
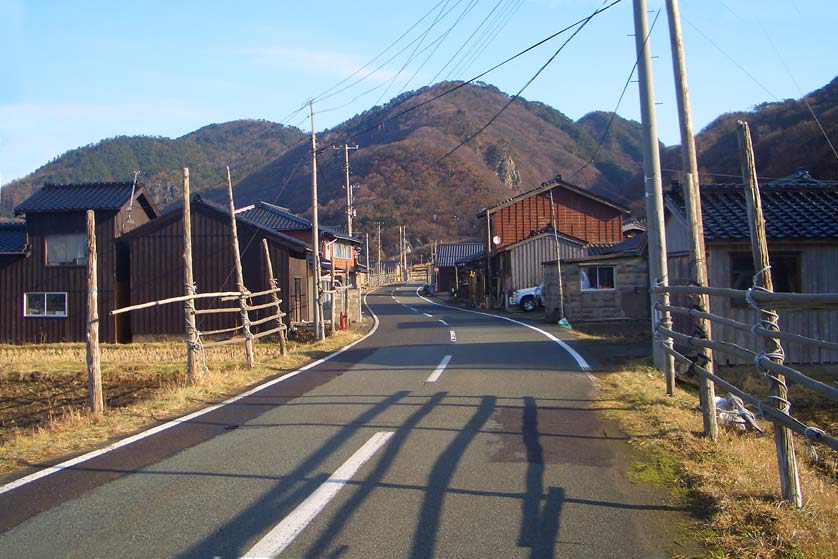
[124,206,309,340]
[0,204,152,344]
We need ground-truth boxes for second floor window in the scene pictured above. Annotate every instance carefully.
[46,233,87,266]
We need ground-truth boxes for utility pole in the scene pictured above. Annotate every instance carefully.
[548,190,565,320]
[310,100,324,341]
[365,232,370,288]
[633,0,675,389]
[377,221,383,283]
[666,0,717,438]
[334,144,359,237]
[399,225,405,282]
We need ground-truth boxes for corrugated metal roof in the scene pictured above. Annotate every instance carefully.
[666,171,838,240]
[435,242,485,267]
[0,221,26,254]
[15,182,138,213]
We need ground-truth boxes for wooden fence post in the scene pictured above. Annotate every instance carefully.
[183,168,202,384]
[86,210,104,414]
[226,167,255,368]
[737,120,803,507]
[262,238,287,355]
[684,174,719,440]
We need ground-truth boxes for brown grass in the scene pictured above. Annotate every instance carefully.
[0,327,366,479]
[594,362,838,558]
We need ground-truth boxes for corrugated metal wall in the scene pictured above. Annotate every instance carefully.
[508,234,584,290]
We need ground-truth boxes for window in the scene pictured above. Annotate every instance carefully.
[333,243,352,259]
[581,265,615,290]
[730,252,800,305]
[24,292,67,317]
[46,233,87,266]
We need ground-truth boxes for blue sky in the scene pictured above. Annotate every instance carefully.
[1,0,836,185]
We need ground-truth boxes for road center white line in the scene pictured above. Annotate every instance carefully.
[438,319,448,326]
[423,313,433,318]
[243,432,394,559]
[449,330,457,342]
[425,355,453,383]
[407,306,417,312]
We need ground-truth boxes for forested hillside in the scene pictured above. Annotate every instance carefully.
[0,120,305,214]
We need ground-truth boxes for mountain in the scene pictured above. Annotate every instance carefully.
[216,82,647,251]
[663,77,838,183]
[0,120,306,214]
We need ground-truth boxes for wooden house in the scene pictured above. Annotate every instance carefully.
[664,170,838,364]
[118,196,311,340]
[542,234,649,323]
[479,174,629,306]
[0,182,158,343]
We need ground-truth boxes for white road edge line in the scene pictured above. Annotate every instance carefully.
[416,288,591,372]
[449,330,457,342]
[407,306,417,312]
[0,293,383,497]
[242,431,394,559]
[425,355,453,383]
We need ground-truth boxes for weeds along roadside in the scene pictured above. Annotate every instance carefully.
[0,328,365,479]
[593,362,838,559]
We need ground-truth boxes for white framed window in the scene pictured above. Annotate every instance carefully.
[581,265,615,291]
[333,242,352,259]
[24,292,68,317]
[46,233,87,266]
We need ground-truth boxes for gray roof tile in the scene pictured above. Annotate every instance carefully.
[0,221,26,253]
[15,182,139,213]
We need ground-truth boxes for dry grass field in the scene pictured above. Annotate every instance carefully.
[594,362,838,559]
[0,328,365,479]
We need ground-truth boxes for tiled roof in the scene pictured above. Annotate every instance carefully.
[238,201,359,243]
[666,171,838,240]
[435,242,485,267]
[0,221,26,254]
[585,233,647,257]
[15,182,139,213]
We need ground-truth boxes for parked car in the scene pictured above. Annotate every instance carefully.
[510,283,543,312]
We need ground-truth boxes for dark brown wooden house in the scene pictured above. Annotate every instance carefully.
[118,196,311,340]
[0,182,158,343]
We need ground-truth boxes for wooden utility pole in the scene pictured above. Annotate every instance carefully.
[310,100,324,341]
[365,232,370,288]
[633,0,675,391]
[261,238,287,355]
[548,190,565,320]
[377,221,382,283]
[329,242,336,336]
[666,0,718,439]
[485,212,493,308]
[737,121,802,507]
[226,166,254,368]
[336,144,359,237]
[86,209,104,414]
[182,168,202,384]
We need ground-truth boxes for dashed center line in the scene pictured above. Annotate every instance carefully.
[449,330,457,342]
[407,306,417,312]
[243,432,394,558]
[425,355,453,383]
[438,319,448,326]
[423,313,433,318]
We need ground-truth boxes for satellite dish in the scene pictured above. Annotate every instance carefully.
[492,235,502,245]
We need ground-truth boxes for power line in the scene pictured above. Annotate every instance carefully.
[436,0,622,164]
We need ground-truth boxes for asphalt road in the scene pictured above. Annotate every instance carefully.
[0,285,687,558]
